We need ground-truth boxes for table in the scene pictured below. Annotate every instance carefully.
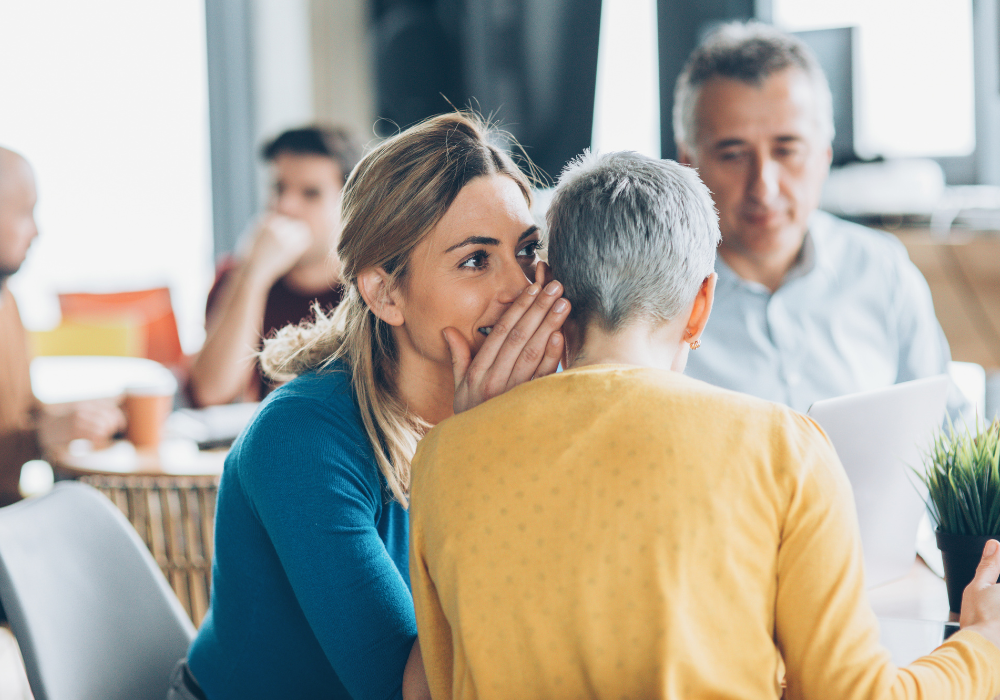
[51,438,226,479]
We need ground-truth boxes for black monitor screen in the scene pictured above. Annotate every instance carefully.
[793,26,856,166]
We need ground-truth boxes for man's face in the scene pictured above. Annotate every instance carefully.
[0,156,39,281]
[268,153,344,264]
[680,68,832,265]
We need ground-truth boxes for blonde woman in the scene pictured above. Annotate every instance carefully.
[176,114,570,700]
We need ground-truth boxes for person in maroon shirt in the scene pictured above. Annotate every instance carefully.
[188,127,361,406]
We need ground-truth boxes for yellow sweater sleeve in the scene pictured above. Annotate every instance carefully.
[777,415,1000,700]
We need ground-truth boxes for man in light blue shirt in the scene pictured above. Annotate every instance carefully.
[675,23,960,415]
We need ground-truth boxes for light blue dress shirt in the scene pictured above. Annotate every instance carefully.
[685,210,960,415]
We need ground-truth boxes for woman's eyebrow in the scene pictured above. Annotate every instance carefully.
[445,236,500,253]
[445,226,539,253]
[518,225,539,242]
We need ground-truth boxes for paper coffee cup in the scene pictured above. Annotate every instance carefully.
[124,375,177,449]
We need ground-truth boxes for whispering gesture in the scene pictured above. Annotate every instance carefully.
[444,262,570,414]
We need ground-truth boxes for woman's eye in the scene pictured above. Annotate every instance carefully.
[459,251,489,270]
[517,241,542,258]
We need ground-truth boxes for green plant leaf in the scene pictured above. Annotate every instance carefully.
[920,417,1000,537]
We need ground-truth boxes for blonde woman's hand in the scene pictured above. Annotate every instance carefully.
[444,264,569,414]
[960,539,1000,652]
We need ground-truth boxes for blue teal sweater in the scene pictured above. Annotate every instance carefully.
[188,361,415,699]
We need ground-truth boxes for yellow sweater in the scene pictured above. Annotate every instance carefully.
[409,365,1000,700]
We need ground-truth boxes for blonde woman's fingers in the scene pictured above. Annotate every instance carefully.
[534,260,551,287]
[442,327,472,388]
[533,332,564,380]
[486,280,564,383]
[506,298,570,390]
[466,282,542,381]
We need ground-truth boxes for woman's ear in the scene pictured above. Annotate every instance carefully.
[357,267,405,327]
[684,273,717,345]
[560,317,582,368]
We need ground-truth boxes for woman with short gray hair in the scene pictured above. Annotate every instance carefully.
[408,150,1000,699]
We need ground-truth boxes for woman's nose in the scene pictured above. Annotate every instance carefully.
[497,257,532,304]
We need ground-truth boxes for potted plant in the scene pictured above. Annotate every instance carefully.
[917,417,1000,614]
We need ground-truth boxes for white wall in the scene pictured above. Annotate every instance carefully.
[310,0,377,143]
[238,0,376,239]
[250,0,316,207]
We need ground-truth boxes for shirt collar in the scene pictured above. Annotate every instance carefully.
[715,210,838,292]
[804,209,842,280]
[782,228,816,283]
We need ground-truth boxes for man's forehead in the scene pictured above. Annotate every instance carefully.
[694,68,824,144]
[271,153,342,183]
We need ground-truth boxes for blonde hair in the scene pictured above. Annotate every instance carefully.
[260,113,531,506]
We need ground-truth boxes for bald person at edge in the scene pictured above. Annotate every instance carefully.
[0,147,123,506]
[676,23,964,415]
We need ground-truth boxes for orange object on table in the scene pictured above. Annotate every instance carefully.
[124,393,173,448]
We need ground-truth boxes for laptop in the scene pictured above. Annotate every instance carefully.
[806,375,951,588]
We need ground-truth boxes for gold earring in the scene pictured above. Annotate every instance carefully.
[689,339,701,350]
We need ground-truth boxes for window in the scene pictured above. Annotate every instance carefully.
[773,0,976,157]
[773,0,976,159]
[592,0,661,158]
[0,1,213,351]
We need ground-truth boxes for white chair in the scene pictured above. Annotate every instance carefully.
[0,482,195,700]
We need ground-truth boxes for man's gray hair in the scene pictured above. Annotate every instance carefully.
[673,22,834,151]
[547,151,720,332]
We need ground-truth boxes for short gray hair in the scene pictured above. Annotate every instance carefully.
[546,151,720,332]
[673,22,834,151]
